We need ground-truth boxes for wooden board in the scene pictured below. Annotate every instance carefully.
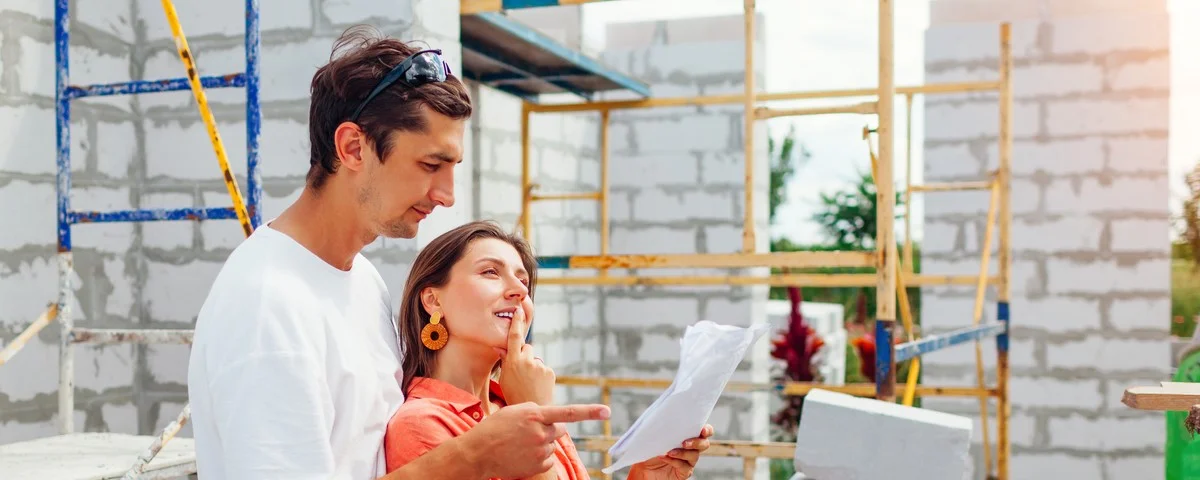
[0,433,196,480]
[1122,381,1200,411]
[572,435,795,459]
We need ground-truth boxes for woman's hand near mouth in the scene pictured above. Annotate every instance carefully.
[497,301,555,406]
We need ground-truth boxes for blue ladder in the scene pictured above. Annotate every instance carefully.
[51,0,262,475]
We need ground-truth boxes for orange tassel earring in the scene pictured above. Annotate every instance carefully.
[421,311,449,350]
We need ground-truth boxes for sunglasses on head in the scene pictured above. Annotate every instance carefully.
[349,49,452,122]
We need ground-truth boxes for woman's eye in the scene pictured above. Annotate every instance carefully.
[482,268,498,276]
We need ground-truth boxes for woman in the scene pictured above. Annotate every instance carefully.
[384,220,713,479]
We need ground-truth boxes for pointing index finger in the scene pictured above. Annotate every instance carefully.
[537,404,612,424]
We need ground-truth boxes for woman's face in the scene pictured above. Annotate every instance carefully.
[423,237,532,358]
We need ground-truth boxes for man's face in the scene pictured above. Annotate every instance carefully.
[358,105,464,239]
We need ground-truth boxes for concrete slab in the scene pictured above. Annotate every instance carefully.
[0,433,195,480]
[794,389,973,480]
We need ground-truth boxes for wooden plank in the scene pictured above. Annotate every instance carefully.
[0,304,58,366]
[755,101,877,119]
[1122,383,1200,411]
[539,273,1001,287]
[537,251,876,270]
[525,81,1002,114]
[573,436,795,459]
[556,375,995,398]
[910,180,991,193]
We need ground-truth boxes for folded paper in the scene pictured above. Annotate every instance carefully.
[603,320,769,474]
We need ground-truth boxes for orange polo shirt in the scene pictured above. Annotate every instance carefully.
[384,377,590,480]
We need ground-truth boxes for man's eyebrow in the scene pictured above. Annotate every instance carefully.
[429,152,461,164]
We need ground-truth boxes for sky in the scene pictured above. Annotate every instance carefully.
[574,0,1200,246]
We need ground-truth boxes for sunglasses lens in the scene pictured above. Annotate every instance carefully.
[406,52,447,84]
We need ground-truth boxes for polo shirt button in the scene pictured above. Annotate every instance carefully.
[472,411,481,420]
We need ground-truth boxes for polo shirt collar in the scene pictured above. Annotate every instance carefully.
[407,377,507,413]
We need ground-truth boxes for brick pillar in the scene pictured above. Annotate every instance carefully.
[921,0,1171,478]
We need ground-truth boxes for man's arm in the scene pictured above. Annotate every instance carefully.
[379,435,486,480]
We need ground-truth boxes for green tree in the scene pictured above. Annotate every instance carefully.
[1174,159,1200,337]
[811,169,904,250]
[1182,161,1200,270]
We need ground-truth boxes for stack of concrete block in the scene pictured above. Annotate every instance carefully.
[921,0,1172,477]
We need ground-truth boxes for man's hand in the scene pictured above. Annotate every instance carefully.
[628,424,715,480]
[497,299,555,406]
[460,401,611,480]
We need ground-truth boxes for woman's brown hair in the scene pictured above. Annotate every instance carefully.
[397,220,538,395]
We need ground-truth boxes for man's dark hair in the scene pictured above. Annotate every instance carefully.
[307,25,473,190]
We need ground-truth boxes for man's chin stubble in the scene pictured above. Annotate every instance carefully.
[384,222,418,240]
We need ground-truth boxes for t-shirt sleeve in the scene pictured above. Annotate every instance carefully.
[383,404,459,473]
[201,297,338,479]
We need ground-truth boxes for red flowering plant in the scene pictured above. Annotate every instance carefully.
[768,286,825,441]
[848,292,876,381]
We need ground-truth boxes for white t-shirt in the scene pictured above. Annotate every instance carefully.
[188,223,407,480]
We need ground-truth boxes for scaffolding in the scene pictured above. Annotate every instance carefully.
[485,1,1014,479]
[0,0,259,477]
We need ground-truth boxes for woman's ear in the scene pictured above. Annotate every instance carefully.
[419,287,442,316]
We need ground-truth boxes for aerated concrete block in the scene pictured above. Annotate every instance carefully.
[794,389,973,480]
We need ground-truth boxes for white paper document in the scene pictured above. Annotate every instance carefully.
[602,320,770,474]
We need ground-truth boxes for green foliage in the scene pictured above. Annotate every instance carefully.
[1173,255,1200,338]
[763,123,921,360]
[770,459,796,480]
[770,162,917,323]
[1182,163,1200,270]
[1173,158,1200,338]
[1174,241,1195,262]
[811,169,905,250]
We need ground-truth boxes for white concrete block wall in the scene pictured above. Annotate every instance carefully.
[0,0,458,442]
[921,1,1171,478]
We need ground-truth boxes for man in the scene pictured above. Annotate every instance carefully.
[187,26,615,479]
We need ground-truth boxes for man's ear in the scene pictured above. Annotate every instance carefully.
[419,287,442,316]
[333,121,368,173]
